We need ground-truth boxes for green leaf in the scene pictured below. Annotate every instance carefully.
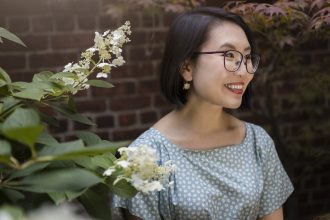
[32,71,54,82]
[12,88,46,101]
[38,141,128,161]
[48,192,67,205]
[0,140,11,155]
[9,162,50,180]
[90,153,116,169]
[49,72,76,80]
[48,189,87,205]
[36,132,59,145]
[75,131,102,145]
[3,125,44,148]
[0,205,25,220]
[107,176,137,198]
[50,103,95,125]
[3,108,40,129]
[0,78,6,87]
[0,67,12,84]
[1,97,21,112]
[0,27,26,47]
[2,108,44,148]
[2,189,25,202]
[86,79,114,88]
[78,186,112,220]
[38,140,85,156]
[19,168,103,193]
[0,140,11,164]
[75,153,116,170]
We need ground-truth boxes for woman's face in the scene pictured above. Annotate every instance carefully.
[185,21,254,109]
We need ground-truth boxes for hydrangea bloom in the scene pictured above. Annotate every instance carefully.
[103,145,175,194]
[60,21,131,94]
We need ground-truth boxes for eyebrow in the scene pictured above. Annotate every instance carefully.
[218,43,251,52]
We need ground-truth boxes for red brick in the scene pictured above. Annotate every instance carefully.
[8,17,30,33]
[119,12,141,28]
[137,79,159,93]
[95,131,109,140]
[0,54,26,70]
[54,16,75,31]
[110,95,151,111]
[96,115,115,128]
[49,119,69,134]
[0,17,6,27]
[0,35,49,52]
[154,94,170,107]
[130,30,147,45]
[112,128,146,141]
[76,100,106,113]
[98,15,119,30]
[130,47,151,61]
[140,111,157,124]
[91,81,135,96]
[142,13,162,27]
[0,0,49,16]
[32,16,53,32]
[50,33,94,49]
[30,52,78,68]
[119,113,137,126]
[73,121,93,130]
[49,0,99,15]
[107,65,130,79]
[9,71,34,82]
[125,62,154,78]
[78,16,96,30]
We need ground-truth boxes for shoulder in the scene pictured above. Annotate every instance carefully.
[247,122,274,145]
[246,122,276,159]
[128,128,160,148]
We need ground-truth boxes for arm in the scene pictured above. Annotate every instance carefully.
[258,207,283,220]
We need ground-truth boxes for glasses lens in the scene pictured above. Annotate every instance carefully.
[246,54,260,73]
[224,50,242,72]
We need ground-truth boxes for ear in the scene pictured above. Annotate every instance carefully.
[180,61,193,81]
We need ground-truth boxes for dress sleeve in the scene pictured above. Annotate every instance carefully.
[111,132,163,220]
[258,136,294,217]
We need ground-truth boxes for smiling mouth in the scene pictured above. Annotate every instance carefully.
[224,83,244,95]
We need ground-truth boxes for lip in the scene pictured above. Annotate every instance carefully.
[224,82,245,95]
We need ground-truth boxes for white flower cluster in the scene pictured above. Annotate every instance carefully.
[103,145,175,194]
[58,21,131,94]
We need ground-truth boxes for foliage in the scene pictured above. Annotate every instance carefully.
[223,0,330,176]
[105,0,205,16]
[0,22,174,220]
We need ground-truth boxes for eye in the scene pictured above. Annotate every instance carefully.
[224,51,235,58]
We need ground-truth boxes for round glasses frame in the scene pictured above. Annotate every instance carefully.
[194,50,261,74]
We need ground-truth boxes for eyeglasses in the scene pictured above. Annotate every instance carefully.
[194,50,260,74]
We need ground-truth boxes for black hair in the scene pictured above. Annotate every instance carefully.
[159,7,255,109]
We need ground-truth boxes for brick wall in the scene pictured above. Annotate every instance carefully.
[0,0,329,219]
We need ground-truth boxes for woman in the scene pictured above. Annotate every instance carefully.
[112,7,294,220]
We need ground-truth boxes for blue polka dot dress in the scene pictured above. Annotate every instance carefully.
[112,122,294,220]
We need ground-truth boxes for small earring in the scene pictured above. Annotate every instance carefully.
[183,81,191,90]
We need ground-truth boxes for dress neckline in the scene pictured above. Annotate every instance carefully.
[150,122,249,153]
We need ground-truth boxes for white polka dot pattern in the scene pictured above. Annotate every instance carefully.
[112,122,294,220]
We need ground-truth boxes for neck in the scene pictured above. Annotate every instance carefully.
[172,98,230,135]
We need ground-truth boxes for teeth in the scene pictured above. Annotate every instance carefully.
[225,84,243,90]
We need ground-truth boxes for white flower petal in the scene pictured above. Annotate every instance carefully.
[96,72,108,78]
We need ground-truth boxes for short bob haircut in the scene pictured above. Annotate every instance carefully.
[159,7,256,109]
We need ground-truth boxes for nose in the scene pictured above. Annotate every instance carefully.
[234,61,248,77]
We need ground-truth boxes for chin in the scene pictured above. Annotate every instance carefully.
[224,101,242,109]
